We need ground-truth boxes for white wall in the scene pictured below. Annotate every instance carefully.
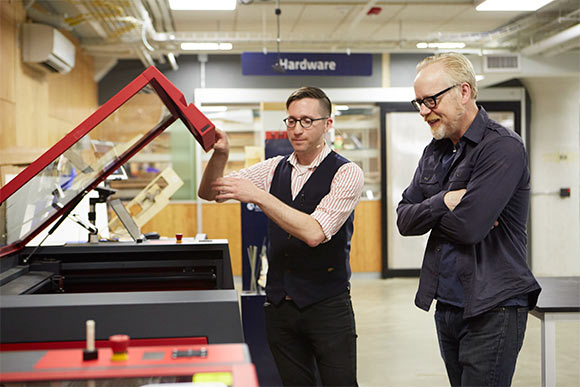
[522,76,580,276]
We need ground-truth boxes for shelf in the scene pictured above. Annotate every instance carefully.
[130,153,172,163]
[201,152,246,162]
[335,149,379,159]
[333,120,378,130]
[215,124,261,133]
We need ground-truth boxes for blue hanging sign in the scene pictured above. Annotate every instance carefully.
[242,52,372,76]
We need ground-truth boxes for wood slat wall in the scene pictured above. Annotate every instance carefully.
[0,0,97,165]
[141,200,381,276]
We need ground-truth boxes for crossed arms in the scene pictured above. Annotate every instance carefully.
[397,137,527,245]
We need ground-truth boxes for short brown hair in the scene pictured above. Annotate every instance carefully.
[417,52,478,100]
[286,86,332,116]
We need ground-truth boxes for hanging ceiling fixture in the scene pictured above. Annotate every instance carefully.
[271,0,285,74]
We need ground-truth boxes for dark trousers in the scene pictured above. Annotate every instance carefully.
[264,290,358,386]
[434,302,528,387]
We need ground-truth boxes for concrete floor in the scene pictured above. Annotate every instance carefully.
[350,275,580,387]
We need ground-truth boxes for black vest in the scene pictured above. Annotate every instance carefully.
[266,151,354,308]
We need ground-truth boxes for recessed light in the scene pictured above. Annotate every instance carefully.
[169,0,236,11]
[476,0,554,11]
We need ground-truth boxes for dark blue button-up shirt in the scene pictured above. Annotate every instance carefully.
[436,141,465,307]
[397,107,541,318]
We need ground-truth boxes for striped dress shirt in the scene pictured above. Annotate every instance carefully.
[230,144,364,241]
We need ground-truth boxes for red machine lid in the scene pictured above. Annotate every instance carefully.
[0,66,215,258]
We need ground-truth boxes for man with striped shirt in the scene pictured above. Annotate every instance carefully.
[198,86,363,386]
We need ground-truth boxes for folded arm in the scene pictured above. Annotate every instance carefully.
[437,137,527,244]
[396,154,449,236]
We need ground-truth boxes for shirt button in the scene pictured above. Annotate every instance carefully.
[435,247,441,252]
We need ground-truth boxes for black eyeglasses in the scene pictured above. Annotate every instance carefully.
[411,85,458,112]
[283,117,328,129]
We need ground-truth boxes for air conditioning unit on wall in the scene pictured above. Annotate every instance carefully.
[22,23,76,74]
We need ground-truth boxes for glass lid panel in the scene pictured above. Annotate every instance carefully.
[1,86,171,247]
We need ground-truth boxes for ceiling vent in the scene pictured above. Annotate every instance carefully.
[484,54,521,73]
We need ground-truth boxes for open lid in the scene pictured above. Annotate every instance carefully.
[0,66,215,258]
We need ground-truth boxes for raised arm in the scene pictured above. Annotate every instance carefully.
[198,128,230,201]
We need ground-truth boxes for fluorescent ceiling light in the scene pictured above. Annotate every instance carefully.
[476,0,554,11]
[417,42,466,49]
[169,0,236,11]
[181,42,233,51]
[476,75,485,81]
[335,105,350,111]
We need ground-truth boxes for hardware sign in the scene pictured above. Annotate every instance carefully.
[242,52,372,76]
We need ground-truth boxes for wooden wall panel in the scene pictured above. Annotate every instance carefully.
[49,51,96,125]
[0,100,16,151]
[0,0,97,164]
[0,0,21,153]
[201,202,242,277]
[15,69,50,149]
[46,117,70,146]
[141,202,243,276]
[141,202,199,237]
[0,0,20,104]
[350,200,382,272]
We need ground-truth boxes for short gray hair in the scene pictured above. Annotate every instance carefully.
[417,52,478,100]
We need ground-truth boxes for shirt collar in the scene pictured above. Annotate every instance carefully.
[462,106,488,145]
[287,144,331,170]
[432,105,489,152]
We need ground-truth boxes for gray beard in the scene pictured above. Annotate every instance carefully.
[431,125,447,140]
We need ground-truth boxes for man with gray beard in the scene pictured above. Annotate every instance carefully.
[397,52,541,387]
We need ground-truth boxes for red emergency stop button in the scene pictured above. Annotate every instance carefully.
[109,334,130,361]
